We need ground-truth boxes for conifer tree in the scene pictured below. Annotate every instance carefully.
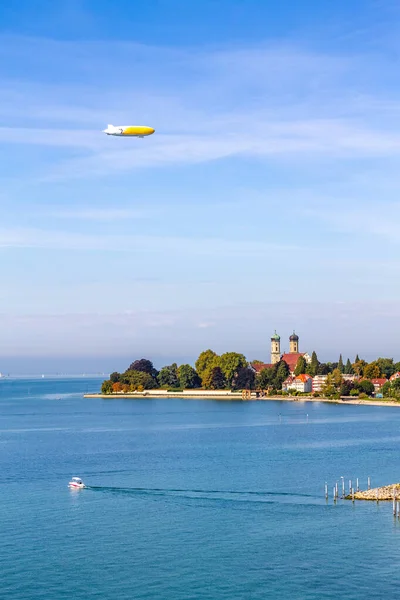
[338,354,344,373]
[294,356,307,376]
[344,358,354,374]
[310,351,319,376]
[355,354,360,363]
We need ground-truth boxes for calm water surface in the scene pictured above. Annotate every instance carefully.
[1,377,400,599]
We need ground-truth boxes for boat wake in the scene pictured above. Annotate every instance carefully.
[86,485,317,505]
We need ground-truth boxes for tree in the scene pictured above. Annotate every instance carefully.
[331,368,343,389]
[101,380,113,394]
[355,354,360,363]
[363,362,381,379]
[256,367,275,389]
[338,355,344,373]
[382,381,392,398]
[120,369,156,390]
[158,363,179,388]
[357,379,374,396]
[112,382,123,393]
[128,359,158,378]
[309,351,319,376]
[178,364,201,389]
[202,366,226,389]
[273,360,290,390]
[110,371,120,383]
[195,350,218,378]
[233,366,255,390]
[294,356,307,376]
[376,358,395,379]
[317,363,330,375]
[219,352,248,387]
[353,359,367,377]
[340,380,354,396]
[344,359,354,375]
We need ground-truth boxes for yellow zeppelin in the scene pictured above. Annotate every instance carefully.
[122,126,155,136]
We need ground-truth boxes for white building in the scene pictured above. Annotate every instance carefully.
[312,375,327,392]
[288,374,313,393]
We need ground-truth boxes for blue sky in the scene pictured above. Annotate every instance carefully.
[1,0,400,373]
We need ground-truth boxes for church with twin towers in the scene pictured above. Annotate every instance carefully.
[269,331,311,374]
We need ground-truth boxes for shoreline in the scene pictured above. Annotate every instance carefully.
[84,391,400,407]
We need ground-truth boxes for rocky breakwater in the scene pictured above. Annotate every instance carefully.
[346,483,400,501]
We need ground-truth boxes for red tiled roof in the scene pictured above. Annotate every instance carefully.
[371,378,387,386]
[252,363,274,373]
[390,372,400,381]
[281,353,305,372]
[295,374,312,382]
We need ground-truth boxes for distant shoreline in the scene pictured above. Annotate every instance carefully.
[84,391,400,407]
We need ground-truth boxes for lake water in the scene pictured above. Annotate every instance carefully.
[1,377,400,599]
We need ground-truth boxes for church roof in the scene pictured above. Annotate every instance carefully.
[251,363,274,373]
[289,331,299,341]
[281,353,305,372]
[271,330,280,341]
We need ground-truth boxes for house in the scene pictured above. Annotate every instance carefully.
[390,372,400,382]
[370,378,387,392]
[312,375,327,392]
[285,374,313,393]
[282,376,295,391]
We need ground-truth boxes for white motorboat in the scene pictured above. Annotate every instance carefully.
[68,477,85,489]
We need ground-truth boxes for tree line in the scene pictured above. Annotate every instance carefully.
[100,351,400,396]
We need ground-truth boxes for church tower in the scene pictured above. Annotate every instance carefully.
[289,331,299,353]
[271,331,281,364]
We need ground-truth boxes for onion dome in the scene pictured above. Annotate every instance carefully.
[290,331,299,341]
[271,330,280,341]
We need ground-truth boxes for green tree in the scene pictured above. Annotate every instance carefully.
[340,380,354,396]
[353,359,367,377]
[232,367,255,390]
[101,380,113,394]
[338,354,344,373]
[294,355,307,376]
[355,354,360,363]
[331,368,343,389]
[256,367,275,389]
[110,371,120,383]
[382,381,392,398]
[309,351,319,376]
[158,363,179,388]
[317,363,330,375]
[128,359,158,378]
[273,360,290,390]
[376,358,395,379]
[121,370,157,390]
[219,352,248,387]
[178,364,201,389]
[344,359,354,374]
[363,362,381,379]
[357,379,374,396]
[195,350,218,378]
[202,366,226,389]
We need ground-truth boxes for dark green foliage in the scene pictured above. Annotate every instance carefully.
[203,366,226,389]
[232,366,255,390]
[128,359,158,378]
[376,358,396,379]
[309,351,319,376]
[356,379,374,396]
[338,354,344,373]
[195,350,218,378]
[158,363,179,388]
[120,370,157,389]
[344,359,354,374]
[340,380,354,396]
[294,356,307,376]
[355,354,360,363]
[110,371,120,383]
[178,364,201,389]
[219,352,248,387]
[101,380,113,394]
